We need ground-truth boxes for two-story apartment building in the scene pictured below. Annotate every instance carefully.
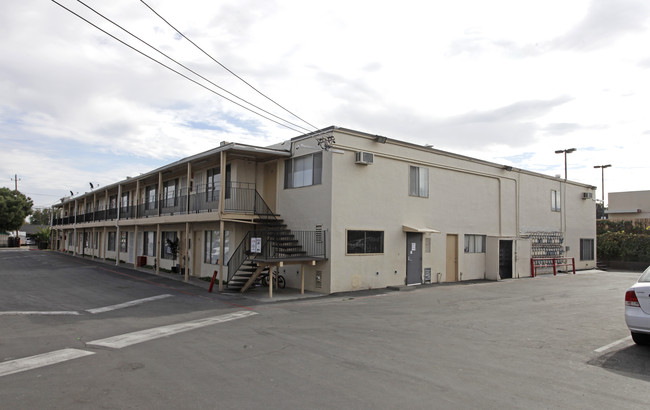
[51,126,597,294]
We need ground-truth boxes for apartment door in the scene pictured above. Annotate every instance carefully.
[263,162,278,213]
[406,233,422,285]
[499,240,513,279]
[446,234,458,282]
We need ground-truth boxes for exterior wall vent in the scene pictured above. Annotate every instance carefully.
[355,151,374,165]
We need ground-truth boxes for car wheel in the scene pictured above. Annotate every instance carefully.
[631,332,650,345]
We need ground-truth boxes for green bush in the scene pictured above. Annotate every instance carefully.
[598,229,650,262]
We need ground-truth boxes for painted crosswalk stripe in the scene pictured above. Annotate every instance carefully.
[87,310,258,349]
[0,348,94,378]
[86,294,173,314]
[0,311,80,316]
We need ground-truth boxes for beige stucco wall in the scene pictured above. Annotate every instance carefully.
[607,190,650,221]
[275,129,597,293]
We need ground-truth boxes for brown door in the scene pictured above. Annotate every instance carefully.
[263,162,278,213]
[446,234,458,282]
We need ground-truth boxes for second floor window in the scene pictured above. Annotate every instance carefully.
[551,190,561,212]
[163,179,178,208]
[409,166,429,197]
[145,185,157,210]
[285,152,322,188]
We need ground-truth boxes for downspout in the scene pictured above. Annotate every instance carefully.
[115,184,121,266]
[218,150,226,292]
[185,162,191,282]
[73,199,77,256]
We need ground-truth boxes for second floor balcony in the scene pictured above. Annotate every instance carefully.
[52,182,274,227]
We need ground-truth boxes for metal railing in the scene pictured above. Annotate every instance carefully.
[226,229,327,284]
[531,257,575,277]
[52,182,265,226]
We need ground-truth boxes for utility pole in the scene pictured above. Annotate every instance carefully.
[10,174,21,242]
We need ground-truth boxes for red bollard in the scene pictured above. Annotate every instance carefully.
[208,270,218,293]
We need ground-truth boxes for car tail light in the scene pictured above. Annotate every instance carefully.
[625,290,640,307]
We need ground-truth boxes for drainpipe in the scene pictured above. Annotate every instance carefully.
[218,150,227,292]
[115,184,121,266]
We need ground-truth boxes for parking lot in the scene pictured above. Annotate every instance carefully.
[1,249,649,409]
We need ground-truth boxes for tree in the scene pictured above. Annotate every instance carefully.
[0,188,33,232]
[596,202,607,220]
[30,208,52,225]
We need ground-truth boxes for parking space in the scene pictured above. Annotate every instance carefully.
[1,250,648,409]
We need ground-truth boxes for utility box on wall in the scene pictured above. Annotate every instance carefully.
[424,268,431,284]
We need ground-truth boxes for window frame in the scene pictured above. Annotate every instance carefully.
[143,231,156,257]
[163,179,178,208]
[284,152,322,189]
[107,231,116,251]
[409,165,429,198]
[551,190,561,212]
[161,231,178,260]
[346,230,384,255]
[580,238,594,261]
[204,230,229,265]
[464,234,486,253]
[145,185,157,210]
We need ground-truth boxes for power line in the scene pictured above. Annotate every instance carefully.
[140,0,320,132]
[75,0,313,134]
[50,0,306,134]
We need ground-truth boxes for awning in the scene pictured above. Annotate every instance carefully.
[402,225,441,234]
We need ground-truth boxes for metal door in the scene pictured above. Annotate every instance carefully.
[499,240,513,279]
[406,233,422,285]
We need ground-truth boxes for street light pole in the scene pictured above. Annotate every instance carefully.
[555,148,577,180]
[593,164,612,204]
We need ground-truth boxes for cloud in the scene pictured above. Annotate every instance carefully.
[550,0,650,51]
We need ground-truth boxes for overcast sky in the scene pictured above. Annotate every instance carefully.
[2,0,649,208]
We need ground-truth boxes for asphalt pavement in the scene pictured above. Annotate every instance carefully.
[1,249,649,409]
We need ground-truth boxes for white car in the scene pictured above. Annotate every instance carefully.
[625,266,650,345]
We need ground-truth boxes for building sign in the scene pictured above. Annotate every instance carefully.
[251,237,262,253]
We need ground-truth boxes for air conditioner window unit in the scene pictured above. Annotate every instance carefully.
[355,151,374,165]
[581,192,593,199]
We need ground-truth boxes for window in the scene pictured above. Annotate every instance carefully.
[120,231,128,252]
[347,230,384,254]
[409,166,429,197]
[284,152,322,188]
[161,231,178,259]
[121,191,129,209]
[206,164,231,201]
[580,238,594,261]
[425,237,431,253]
[109,195,118,210]
[83,232,90,248]
[107,231,116,251]
[163,179,178,207]
[145,185,157,210]
[204,230,230,264]
[143,231,156,256]
[464,234,486,253]
[551,190,561,212]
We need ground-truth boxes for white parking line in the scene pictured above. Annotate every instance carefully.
[87,310,258,349]
[594,336,631,353]
[0,311,80,316]
[0,348,94,378]
[86,294,173,314]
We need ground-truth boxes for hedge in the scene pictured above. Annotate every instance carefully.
[597,220,650,262]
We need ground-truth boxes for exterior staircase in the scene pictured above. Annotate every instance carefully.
[226,217,308,291]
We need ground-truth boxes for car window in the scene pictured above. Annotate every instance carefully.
[638,266,650,282]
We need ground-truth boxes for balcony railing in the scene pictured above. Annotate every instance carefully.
[51,182,271,226]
